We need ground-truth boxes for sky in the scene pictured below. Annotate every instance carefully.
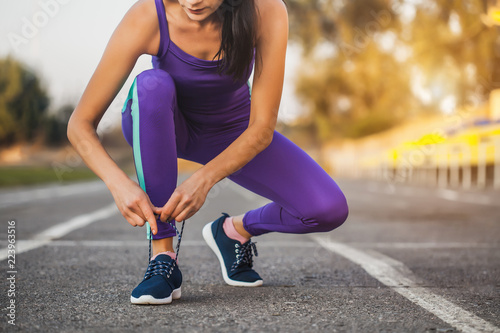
[0,0,303,132]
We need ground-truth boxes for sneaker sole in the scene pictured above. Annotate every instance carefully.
[202,221,263,287]
[130,287,181,305]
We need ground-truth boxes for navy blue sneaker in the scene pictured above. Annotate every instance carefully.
[130,254,182,304]
[202,213,263,287]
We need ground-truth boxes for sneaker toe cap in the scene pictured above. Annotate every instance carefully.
[230,269,262,283]
[131,276,173,299]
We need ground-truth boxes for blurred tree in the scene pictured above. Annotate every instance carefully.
[288,0,415,140]
[407,0,497,107]
[286,0,497,141]
[0,57,50,146]
[286,0,338,53]
[45,104,73,146]
[296,42,414,139]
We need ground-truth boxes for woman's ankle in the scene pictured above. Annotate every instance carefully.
[151,251,176,261]
[152,237,175,256]
[228,214,253,240]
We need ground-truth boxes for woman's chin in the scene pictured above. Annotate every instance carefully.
[184,10,210,21]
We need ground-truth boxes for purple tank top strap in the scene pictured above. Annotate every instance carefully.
[154,0,170,58]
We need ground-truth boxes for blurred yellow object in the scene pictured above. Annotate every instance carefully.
[415,133,447,146]
[489,7,500,24]
[481,6,500,26]
[378,122,500,168]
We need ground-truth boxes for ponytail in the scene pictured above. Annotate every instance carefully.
[214,0,258,82]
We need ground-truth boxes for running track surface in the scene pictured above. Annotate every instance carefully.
[0,176,499,332]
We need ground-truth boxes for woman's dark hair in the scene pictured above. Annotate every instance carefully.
[214,0,258,82]
[214,0,287,82]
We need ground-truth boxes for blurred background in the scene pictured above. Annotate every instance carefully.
[1,0,499,190]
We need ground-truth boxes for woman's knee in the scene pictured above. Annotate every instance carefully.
[121,69,177,143]
[303,190,349,232]
[135,69,176,103]
[131,69,178,126]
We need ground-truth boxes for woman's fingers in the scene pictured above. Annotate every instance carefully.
[123,198,158,234]
[124,211,146,227]
[162,192,191,222]
[110,178,167,234]
[137,201,158,235]
[169,196,203,222]
[175,207,195,222]
[152,206,163,215]
[145,196,163,216]
[169,199,195,221]
[160,192,181,222]
[159,177,209,222]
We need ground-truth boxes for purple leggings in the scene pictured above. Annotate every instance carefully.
[122,69,348,239]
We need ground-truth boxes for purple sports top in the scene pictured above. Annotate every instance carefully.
[152,0,255,128]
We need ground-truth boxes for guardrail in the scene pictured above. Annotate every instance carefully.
[330,124,500,190]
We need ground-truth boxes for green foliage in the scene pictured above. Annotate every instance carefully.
[0,166,97,188]
[45,104,73,146]
[0,57,72,147]
[0,57,50,145]
[45,116,65,146]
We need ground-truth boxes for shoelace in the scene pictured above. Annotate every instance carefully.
[231,240,258,271]
[144,220,185,280]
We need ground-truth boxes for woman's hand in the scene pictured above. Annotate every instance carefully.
[108,177,161,235]
[158,172,213,222]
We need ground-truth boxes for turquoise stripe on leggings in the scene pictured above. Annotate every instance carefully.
[128,78,151,240]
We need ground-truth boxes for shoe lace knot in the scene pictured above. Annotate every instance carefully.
[231,240,258,271]
[144,259,176,280]
[145,220,185,279]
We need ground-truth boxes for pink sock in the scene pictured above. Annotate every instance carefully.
[223,217,249,244]
[151,251,177,261]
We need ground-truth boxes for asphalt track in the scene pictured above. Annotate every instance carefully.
[0,175,499,332]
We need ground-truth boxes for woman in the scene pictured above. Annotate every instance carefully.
[68,0,348,305]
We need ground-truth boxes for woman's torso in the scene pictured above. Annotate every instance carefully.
[152,0,254,129]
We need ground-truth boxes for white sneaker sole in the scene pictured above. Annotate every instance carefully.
[202,221,263,287]
[130,287,181,305]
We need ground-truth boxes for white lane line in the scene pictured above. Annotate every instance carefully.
[366,184,496,206]
[437,189,459,201]
[436,189,493,206]
[0,240,319,248]
[1,240,496,250]
[0,180,107,209]
[314,236,500,333]
[353,242,500,249]
[0,203,117,261]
